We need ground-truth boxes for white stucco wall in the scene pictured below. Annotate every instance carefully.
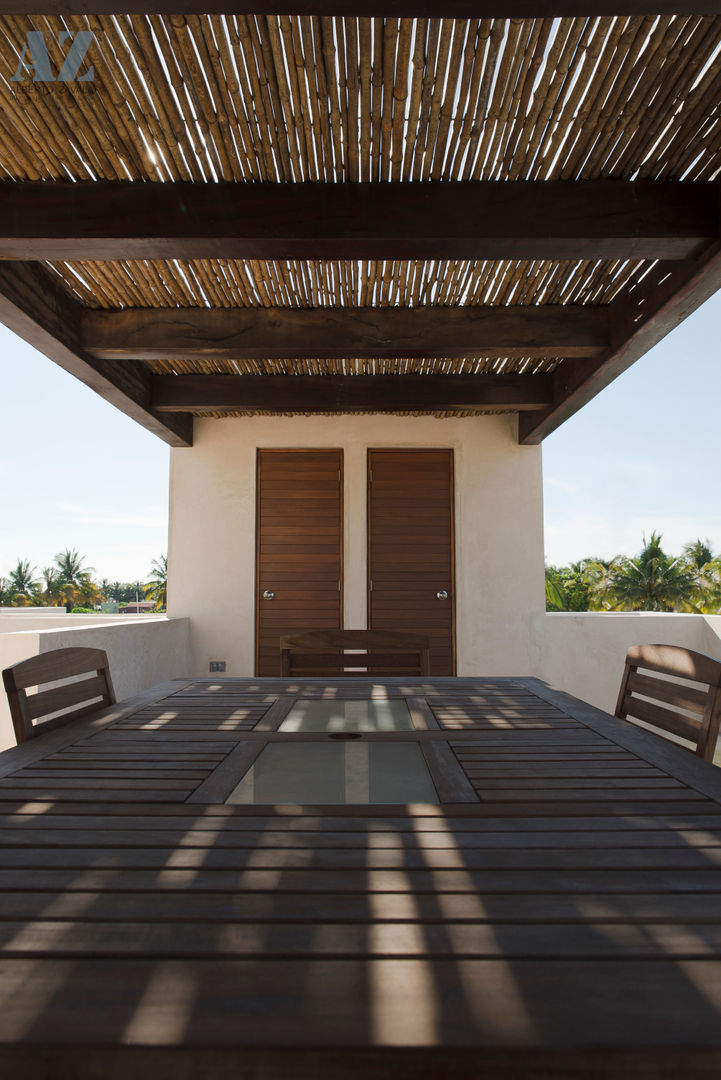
[0,618,191,751]
[168,413,545,677]
[532,612,721,714]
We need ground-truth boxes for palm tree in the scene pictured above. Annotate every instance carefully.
[0,577,18,606]
[695,556,721,615]
[40,567,68,607]
[683,538,714,570]
[682,539,717,611]
[75,577,102,609]
[603,532,699,612]
[8,559,39,605]
[145,555,168,610]
[53,549,95,611]
[54,549,94,588]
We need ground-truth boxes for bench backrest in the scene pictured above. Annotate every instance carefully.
[614,643,721,763]
[2,647,116,745]
[280,630,431,678]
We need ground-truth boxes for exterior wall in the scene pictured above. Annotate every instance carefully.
[0,618,190,751]
[532,612,721,714]
[168,414,546,677]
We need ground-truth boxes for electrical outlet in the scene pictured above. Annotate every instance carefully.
[209,661,226,673]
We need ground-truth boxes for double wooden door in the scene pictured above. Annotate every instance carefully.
[256,448,455,676]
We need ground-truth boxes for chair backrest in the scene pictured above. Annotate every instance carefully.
[615,643,721,762]
[2,647,116,745]
[280,630,431,678]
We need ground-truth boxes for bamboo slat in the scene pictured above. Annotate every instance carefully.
[0,15,717,186]
[44,255,648,314]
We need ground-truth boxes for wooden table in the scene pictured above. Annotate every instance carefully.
[0,675,720,1078]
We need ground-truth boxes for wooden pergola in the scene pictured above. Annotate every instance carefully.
[0,6,719,447]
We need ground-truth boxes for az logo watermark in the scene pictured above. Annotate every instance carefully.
[11,30,96,98]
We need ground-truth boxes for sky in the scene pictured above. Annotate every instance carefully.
[0,331,169,583]
[0,290,720,582]
[542,290,721,567]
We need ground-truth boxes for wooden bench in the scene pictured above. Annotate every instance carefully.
[2,647,116,745]
[615,643,721,762]
[280,630,431,678]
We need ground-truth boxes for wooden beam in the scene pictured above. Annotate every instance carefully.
[151,373,554,413]
[0,2,719,14]
[0,262,192,447]
[82,305,610,363]
[0,181,715,262]
[519,244,721,444]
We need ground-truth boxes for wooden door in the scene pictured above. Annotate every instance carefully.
[368,449,455,675]
[256,449,343,676]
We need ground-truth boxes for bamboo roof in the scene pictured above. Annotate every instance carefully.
[0,12,719,441]
[0,15,719,184]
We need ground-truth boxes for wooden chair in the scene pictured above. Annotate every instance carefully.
[2,647,116,745]
[280,630,431,678]
[615,644,721,762]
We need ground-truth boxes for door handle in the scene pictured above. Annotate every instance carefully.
[437,590,449,600]
[263,590,275,600]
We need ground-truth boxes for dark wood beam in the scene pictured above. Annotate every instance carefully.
[0,181,715,262]
[151,373,553,413]
[82,305,610,363]
[0,262,192,447]
[0,3,719,14]
[519,244,721,444]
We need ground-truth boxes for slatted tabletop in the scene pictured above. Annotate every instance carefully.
[0,675,719,1078]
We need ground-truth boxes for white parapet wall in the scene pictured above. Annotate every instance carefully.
[0,611,160,633]
[0,617,191,751]
[532,612,721,714]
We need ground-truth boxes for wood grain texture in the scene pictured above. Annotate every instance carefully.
[369,450,455,674]
[151,373,554,413]
[2,647,116,745]
[281,630,430,677]
[1,180,713,261]
[0,675,716,1075]
[256,450,343,676]
[615,644,721,762]
[83,304,610,362]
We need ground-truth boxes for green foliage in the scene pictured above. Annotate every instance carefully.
[545,558,612,612]
[144,554,168,610]
[53,548,93,587]
[544,569,566,611]
[9,559,39,602]
[604,532,698,612]
[683,538,714,570]
[0,552,169,613]
[0,577,18,606]
[547,533,718,613]
[70,606,95,614]
[40,567,66,607]
[102,581,137,603]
